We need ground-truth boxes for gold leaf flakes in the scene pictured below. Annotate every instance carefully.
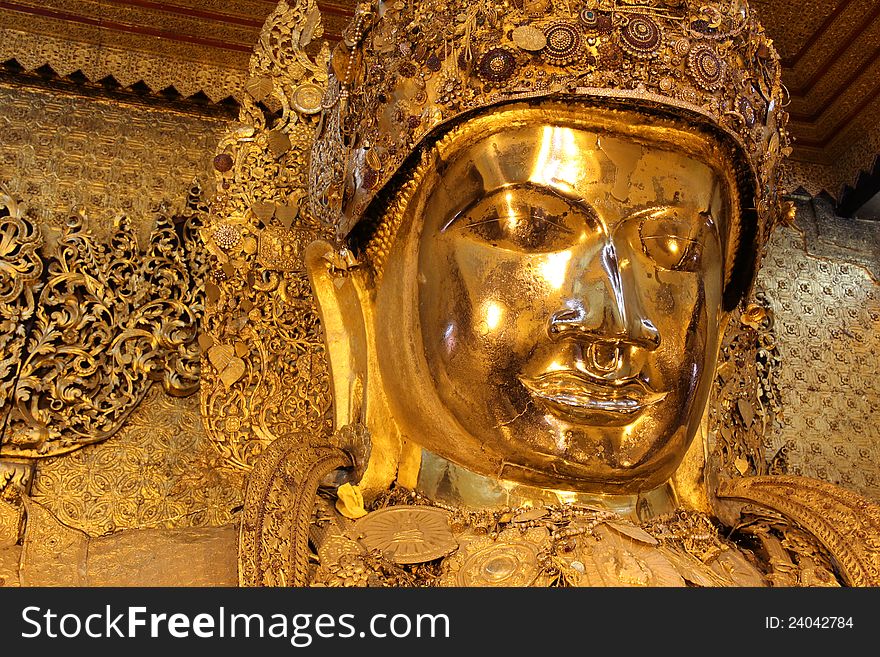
[737,398,755,427]
[300,5,321,47]
[267,130,292,158]
[605,521,660,545]
[197,334,214,352]
[275,204,297,228]
[336,483,368,520]
[251,201,276,222]
[219,357,246,389]
[205,282,221,303]
[245,76,274,102]
[208,344,235,372]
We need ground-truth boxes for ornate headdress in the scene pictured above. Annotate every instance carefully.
[310,0,790,305]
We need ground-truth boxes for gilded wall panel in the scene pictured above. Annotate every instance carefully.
[758,226,880,500]
[0,82,226,243]
[28,385,243,537]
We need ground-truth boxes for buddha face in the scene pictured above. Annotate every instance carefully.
[369,105,734,494]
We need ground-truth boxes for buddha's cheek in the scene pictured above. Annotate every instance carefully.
[420,246,553,390]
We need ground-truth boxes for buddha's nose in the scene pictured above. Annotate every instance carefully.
[547,241,661,350]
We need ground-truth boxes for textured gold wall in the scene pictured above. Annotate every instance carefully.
[29,387,243,537]
[0,82,226,243]
[758,215,880,501]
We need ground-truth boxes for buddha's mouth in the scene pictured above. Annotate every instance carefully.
[519,370,667,420]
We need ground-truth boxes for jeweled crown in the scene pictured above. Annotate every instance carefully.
[310,0,789,295]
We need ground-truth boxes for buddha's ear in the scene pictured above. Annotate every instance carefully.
[304,240,370,429]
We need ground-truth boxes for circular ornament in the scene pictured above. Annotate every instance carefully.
[618,15,663,58]
[677,86,701,105]
[353,506,457,565]
[512,24,547,52]
[291,83,324,115]
[426,53,442,72]
[213,224,242,251]
[478,47,517,82]
[365,148,383,170]
[542,22,581,65]
[456,540,541,586]
[213,153,233,173]
[673,37,691,57]
[687,44,726,91]
[397,61,417,78]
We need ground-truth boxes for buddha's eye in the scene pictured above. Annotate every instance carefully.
[447,186,592,253]
[637,211,713,272]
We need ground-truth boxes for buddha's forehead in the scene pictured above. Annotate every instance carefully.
[429,120,720,226]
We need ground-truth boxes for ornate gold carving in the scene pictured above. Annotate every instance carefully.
[29,386,243,537]
[239,432,350,587]
[0,82,224,245]
[0,0,256,103]
[716,475,880,586]
[0,460,34,547]
[0,193,206,459]
[12,496,238,586]
[451,529,547,587]
[0,193,43,415]
[311,0,789,251]
[707,296,782,479]
[201,0,334,470]
[308,490,779,587]
[0,544,20,587]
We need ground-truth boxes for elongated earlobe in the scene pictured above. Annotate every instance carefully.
[304,240,369,429]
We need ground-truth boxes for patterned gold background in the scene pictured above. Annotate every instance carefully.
[28,386,243,537]
[0,81,226,242]
[758,221,880,501]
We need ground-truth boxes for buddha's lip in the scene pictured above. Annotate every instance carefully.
[519,370,667,417]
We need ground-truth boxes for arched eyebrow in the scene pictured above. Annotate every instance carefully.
[462,210,575,234]
[439,181,599,233]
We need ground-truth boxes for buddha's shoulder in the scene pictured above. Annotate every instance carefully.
[717,475,880,587]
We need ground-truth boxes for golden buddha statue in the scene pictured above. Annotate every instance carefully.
[2,0,879,589]
[235,0,880,588]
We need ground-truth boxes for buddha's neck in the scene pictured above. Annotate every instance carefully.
[413,449,677,523]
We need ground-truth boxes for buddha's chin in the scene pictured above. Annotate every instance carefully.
[492,461,676,495]
[433,436,683,495]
